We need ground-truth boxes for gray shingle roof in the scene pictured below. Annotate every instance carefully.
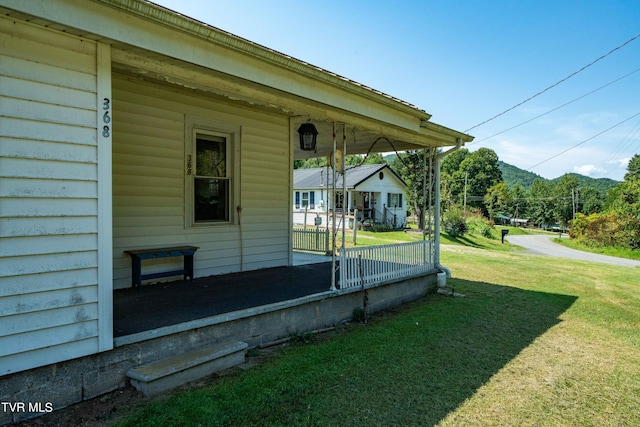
[293,164,405,189]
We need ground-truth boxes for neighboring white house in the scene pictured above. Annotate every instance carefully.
[293,164,408,229]
[0,0,473,419]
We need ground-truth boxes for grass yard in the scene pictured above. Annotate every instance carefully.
[115,233,640,426]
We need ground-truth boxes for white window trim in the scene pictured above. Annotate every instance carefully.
[185,116,241,228]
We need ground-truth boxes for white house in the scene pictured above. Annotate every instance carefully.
[0,0,472,421]
[293,164,408,229]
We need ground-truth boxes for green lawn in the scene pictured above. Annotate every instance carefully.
[116,233,640,426]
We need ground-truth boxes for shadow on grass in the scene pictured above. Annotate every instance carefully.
[443,233,492,249]
[391,277,579,425]
[116,276,578,426]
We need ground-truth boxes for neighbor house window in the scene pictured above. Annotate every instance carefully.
[387,193,403,208]
[302,192,309,208]
[194,134,229,222]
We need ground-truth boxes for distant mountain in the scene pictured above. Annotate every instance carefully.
[498,161,620,192]
[549,173,620,194]
[498,161,543,189]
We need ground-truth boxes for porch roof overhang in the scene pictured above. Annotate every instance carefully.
[0,0,474,158]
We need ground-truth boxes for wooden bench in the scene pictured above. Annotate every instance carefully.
[125,246,199,288]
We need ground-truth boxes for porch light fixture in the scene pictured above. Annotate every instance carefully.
[297,121,318,152]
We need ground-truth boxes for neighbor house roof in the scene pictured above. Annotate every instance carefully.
[294,164,406,190]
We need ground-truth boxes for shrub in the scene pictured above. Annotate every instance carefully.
[352,307,366,323]
[369,222,393,232]
[570,211,640,250]
[466,214,494,239]
[443,207,468,237]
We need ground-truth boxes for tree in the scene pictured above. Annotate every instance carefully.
[624,154,640,182]
[344,153,386,167]
[609,177,640,217]
[578,186,604,215]
[484,182,511,220]
[569,153,640,250]
[440,148,502,214]
[458,148,503,214]
[294,157,328,169]
[509,184,528,219]
[553,174,579,227]
[389,150,435,231]
[440,148,468,208]
[528,178,555,227]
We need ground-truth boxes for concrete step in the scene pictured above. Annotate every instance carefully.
[126,341,248,396]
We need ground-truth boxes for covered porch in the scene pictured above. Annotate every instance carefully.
[114,252,331,339]
[114,239,437,342]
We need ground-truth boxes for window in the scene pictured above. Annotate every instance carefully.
[194,134,229,222]
[387,193,403,208]
[186,117,239,227]
[295,191,300,209]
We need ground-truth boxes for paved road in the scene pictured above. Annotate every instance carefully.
[505,234,640,268]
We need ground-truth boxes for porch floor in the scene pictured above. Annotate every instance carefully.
[114,252,332,337]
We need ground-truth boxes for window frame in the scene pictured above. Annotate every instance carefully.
[387,193,403,208]
[185,116,241,228]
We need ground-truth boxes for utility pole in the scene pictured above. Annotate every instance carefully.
[463,171,468,211]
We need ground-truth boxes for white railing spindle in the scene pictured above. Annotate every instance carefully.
[338,240,436,289]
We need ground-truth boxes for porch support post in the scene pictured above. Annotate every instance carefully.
[341,126,347,239]
[434,138,463,279]
[97,42,114,351]
[422,148,427,240]
[330,123,337,291]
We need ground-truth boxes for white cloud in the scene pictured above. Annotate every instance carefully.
[574,164,607,176]
[609,157,631,168]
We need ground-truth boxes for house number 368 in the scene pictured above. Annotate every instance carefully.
[102,98,111,138]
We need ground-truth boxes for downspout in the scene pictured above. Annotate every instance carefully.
[434,137,463,280]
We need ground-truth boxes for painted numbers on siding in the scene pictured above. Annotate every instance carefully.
[102,98,111,138]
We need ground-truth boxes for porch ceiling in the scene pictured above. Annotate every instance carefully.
[292,118,470,160]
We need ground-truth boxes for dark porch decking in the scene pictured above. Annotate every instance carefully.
[114,255,332,337]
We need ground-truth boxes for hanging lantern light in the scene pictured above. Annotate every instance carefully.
[297,122,318,152]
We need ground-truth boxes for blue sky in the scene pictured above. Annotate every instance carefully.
[153,0,640,181]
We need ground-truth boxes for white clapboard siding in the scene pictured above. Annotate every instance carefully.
[0,269,98,298]
[0,17,102,376]
[112,73,290,287]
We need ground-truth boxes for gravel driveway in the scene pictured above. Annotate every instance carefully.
[505,234,640,268]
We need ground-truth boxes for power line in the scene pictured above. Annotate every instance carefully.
[464,32,640,133]
[470,66,640,144]
[527,111,640,172]
[593,115,640,175]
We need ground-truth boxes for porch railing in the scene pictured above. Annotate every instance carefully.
[338,240,435,289]
[292,227,330,253]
